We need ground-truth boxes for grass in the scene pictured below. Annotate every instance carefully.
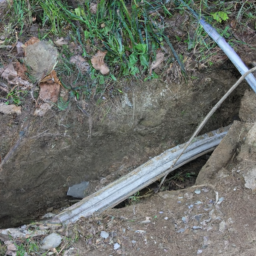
[1,0,256,104]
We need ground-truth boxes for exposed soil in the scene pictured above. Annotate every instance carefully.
[0,66,248,228]
[0,0,256,236]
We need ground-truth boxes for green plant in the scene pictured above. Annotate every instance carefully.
[57,97,69,111]
[128,191,140,203]
[6,89,28,106]
[16,243,26,256]
[211,11,229,23]
[0,241,6,256]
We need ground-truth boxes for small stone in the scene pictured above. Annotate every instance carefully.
[100,231,109,239]
[63,248,78,256]
[195,189,201,194]
[182,216,188,223]
[197,249,203,254]
[6,243,17,251]
[114,243,120,250]
[164,217,168,220]
[219,221,226,232]
[192,226,202,230]
[217,197,224,205]
[41,233,62,250]
[67,181,89,198]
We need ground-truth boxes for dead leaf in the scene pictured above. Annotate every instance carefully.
[0,63,33,88]
[149,52,165,75]
[91,51,109,75]
[13,62,27,80]
[39,72,60,103]
[1,63,17,82]
[54,37,68,47]
[24,36,40,48]
[70,55,90,73]
[0,103,21,115]
[33,103,52,116]
[90,3,98,14]
[0,40,4,44]
[40,70,61,85]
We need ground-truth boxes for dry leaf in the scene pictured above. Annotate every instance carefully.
[149,52,164,75]
[0,40,4,44]
[90,3,98,14]
[40,70,61,85]
[33,103,52,116]
[1,63,17,82]
[39,72,60,103]
[13,62,27,80]
[91,51,109,75]
[24,36,40,48]
[0,103,21,115]
[70,55,90,73]
[54,37,68,47]
[0,63,33,88]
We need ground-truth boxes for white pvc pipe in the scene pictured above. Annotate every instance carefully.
[200,19,256,93]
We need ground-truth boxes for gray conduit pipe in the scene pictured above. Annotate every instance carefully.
[52,126,230,225]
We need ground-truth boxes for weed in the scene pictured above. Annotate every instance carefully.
[57,97,69,111]
[128,191,140,203]
[6,89,28,106]
[0,241,6,256]
[211,11,229,23]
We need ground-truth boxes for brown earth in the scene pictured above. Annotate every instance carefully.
[0,65,247,228]
[63,90,256,256]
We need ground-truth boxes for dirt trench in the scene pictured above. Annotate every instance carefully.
[0,66,248,228]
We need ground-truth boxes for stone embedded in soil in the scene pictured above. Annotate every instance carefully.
[67,181,89,198]
[100,231,109,239]
[40,233,62,250]
[114,243,120,250]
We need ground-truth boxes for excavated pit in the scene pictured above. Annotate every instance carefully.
[0,66,249,228]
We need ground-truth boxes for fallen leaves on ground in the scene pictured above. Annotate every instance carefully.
[0,103,21,115]
[0,62,33,88]
[24,36,40,48]
[149,51,165,75]
[54,37,69,47]
[38,70,61,103]
[91,50,110,75]
[70,55,90,73]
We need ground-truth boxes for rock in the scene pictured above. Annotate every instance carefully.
[67,181,89,198]
[100,231,109,239]
[63,248,78,256]
[41,233,62,250]
[114,243,120,250]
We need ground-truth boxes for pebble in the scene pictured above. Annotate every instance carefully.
[114,243,121,250]
[41,233,62,250]
[100,231,109,239]
[195,189,201,194]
